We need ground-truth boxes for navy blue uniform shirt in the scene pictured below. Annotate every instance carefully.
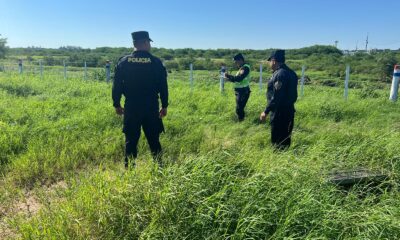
[112,50,168,112]
[265,64,298,114]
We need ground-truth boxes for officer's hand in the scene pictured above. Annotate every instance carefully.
[259,111,267,122]
[224,72,229,79]
[115,107,124,115]
[159,108,167,118]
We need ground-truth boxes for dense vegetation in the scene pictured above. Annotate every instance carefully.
[0,35,8,59]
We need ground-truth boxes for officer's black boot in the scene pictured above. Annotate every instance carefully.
[236,103,245,121]
[125,135,139,169]
[124,156,136,169]
[152,150,163,167]
[237,111,245,122]
[124,149,137,169]
[150,148,163,167]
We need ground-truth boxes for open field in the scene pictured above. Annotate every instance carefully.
[0,69,400,239]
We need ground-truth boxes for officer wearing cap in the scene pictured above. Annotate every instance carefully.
[112,31,169,168]
[260,50,298,149]
[224,53,251,121]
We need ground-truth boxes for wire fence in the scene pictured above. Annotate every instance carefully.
[0,60,394,99]
[0,60,113,82]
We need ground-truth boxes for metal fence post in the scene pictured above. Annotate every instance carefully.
[39,60,43,79]
[220,65,225,93]
[344,65,350,100]
[300,65,306,97]
[259,63,263,92]
[105,60,111,83]
[190,63,193,91]
[63,60,67,79]
[18,59,23,74]
[84,61,87,80]
[389,65,400,101]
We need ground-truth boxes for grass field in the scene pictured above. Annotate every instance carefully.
[0,69,399,239]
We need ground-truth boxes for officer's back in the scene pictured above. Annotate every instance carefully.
[115,51,165,112]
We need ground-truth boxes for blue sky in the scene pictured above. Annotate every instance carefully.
[1,0,399,50]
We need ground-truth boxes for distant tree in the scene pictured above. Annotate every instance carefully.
[178,58,193,70]
[26,54,34,62]
[159,52,174,61]
[0,34,8,58]
[164,60,179,70]
[291,45,343,57]
[194,58,214,70]
[59,46,82,52]
[69,54,81,66]
[44,55,56,66]
[85,54,102,67]
[377,53,397,82]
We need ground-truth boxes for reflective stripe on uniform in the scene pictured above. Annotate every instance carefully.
[234,64,251,88]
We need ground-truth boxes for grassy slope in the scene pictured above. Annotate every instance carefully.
[0,70,399,239]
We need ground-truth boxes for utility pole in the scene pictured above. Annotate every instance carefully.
[365,33,369,52]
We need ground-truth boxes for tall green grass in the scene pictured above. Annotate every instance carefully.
[0,70,399,239]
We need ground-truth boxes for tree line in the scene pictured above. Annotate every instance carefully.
[1,36,399,82]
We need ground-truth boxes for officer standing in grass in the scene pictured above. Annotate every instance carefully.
[112,31,168,168]
[260,50,298,149]
[224,53,251,121]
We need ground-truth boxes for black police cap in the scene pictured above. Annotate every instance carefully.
[131,31,153,42]
[233,53,244,61]
[267,50,285,62]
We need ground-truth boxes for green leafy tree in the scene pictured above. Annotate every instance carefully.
[43,55,56,66]
[0,34,8,59]
[377,53,397,82]
[164,60,179,70]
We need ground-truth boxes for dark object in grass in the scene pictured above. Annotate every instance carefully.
[328,169,388,187]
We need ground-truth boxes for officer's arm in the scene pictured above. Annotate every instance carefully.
[227,66,250,82]
[112,64,123,108]
[264,72,286,114]
[159,62,169,108]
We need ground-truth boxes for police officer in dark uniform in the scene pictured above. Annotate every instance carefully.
[260,50,297,149]
[112,31,168,168]
[224,53,251,121]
